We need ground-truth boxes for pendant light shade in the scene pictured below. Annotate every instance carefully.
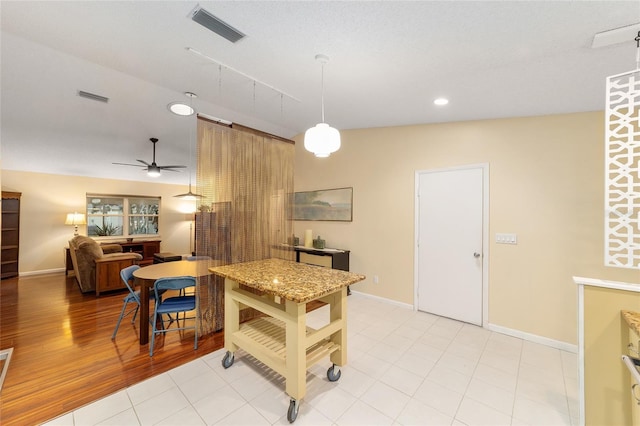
[174,183,203,200]
[304,54,340,158]
[304,123,340,158]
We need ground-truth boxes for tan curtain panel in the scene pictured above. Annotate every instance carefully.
[194,118,295,332]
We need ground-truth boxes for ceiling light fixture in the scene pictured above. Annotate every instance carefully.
[147,165,161,178]
[174,92,203,200]
[304,54,340,158]
[434,98,449,106]
[168,91,198,116]
[168,101,194,116]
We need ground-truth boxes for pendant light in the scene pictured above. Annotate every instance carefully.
[174,92,203,200]
[304,54,341,158]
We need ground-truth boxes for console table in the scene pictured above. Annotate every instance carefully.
[293,246,351,294]
[109,240,160,266]
[294,246,349,270]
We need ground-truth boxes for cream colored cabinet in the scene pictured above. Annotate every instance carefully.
[581,285,640,425]
[629,327,640,426]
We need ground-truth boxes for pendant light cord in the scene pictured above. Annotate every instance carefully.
[188,95,193,189]
[321,61,326,123]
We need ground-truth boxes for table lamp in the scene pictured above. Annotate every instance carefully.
[65,212,86,236]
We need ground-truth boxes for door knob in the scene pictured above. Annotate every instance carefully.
[474,252,481,258]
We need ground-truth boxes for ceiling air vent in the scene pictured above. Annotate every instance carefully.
[190,6,245,43]
[77,90,109,103]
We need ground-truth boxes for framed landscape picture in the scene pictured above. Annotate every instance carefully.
[293,187,353,221]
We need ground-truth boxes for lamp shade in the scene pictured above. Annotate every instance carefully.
[64,213,86,225]
[304,123,341,158]
[174,191,202,201]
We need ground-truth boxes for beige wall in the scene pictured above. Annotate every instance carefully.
[1,170,194,274]
[293,111,639,346]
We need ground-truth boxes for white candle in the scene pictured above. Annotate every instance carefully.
[304,229,313,248]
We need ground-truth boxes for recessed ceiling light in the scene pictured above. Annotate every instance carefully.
[168,102,193,116]
[434,98,449,106]
[168,92,197,116]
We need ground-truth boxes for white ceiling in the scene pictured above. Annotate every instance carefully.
[1,1,638,184]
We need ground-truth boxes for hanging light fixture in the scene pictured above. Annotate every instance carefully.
[304,54,341,158]
[174,92,203,200]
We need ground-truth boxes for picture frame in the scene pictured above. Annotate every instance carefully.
[292,187,353,221]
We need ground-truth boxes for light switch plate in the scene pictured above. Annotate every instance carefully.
[496,233,517,244]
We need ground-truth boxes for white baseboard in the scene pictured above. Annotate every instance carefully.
[19,268,65,277]
[349,290,414,310]
[351,291,577,353]
[486,322,578,353]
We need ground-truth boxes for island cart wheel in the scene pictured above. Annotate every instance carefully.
[287,398,299,423]
[327,364,341,382]
[222,351,234,369]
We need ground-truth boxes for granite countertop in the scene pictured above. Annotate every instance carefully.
[622,310,640,336]
[210,258,365,303]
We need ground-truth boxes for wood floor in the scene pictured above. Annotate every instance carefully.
[0,273,225,425]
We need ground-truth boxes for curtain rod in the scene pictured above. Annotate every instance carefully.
[197,115,295,145]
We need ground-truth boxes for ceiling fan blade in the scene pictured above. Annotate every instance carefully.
[158,168,183,173]
[136,159,151,166]
[113,162,146,168]
[158,165,187,169]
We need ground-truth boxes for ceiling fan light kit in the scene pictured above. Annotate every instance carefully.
[147,165,161,178]
[304,54,341,158]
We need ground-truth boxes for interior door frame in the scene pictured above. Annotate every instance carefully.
[413,163,490,326]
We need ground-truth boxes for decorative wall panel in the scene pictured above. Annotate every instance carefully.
[605,70,640,269]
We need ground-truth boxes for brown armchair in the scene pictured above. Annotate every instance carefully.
[68,236,142,295]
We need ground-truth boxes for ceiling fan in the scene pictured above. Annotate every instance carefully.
[113,138,186,177]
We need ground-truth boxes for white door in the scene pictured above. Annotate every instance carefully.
[416,166,484,325]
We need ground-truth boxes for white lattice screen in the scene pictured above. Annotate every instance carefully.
[605,69,640,269]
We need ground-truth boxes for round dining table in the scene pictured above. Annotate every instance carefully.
[132,259,216,345]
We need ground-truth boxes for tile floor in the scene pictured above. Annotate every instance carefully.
[43,293,578,425]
